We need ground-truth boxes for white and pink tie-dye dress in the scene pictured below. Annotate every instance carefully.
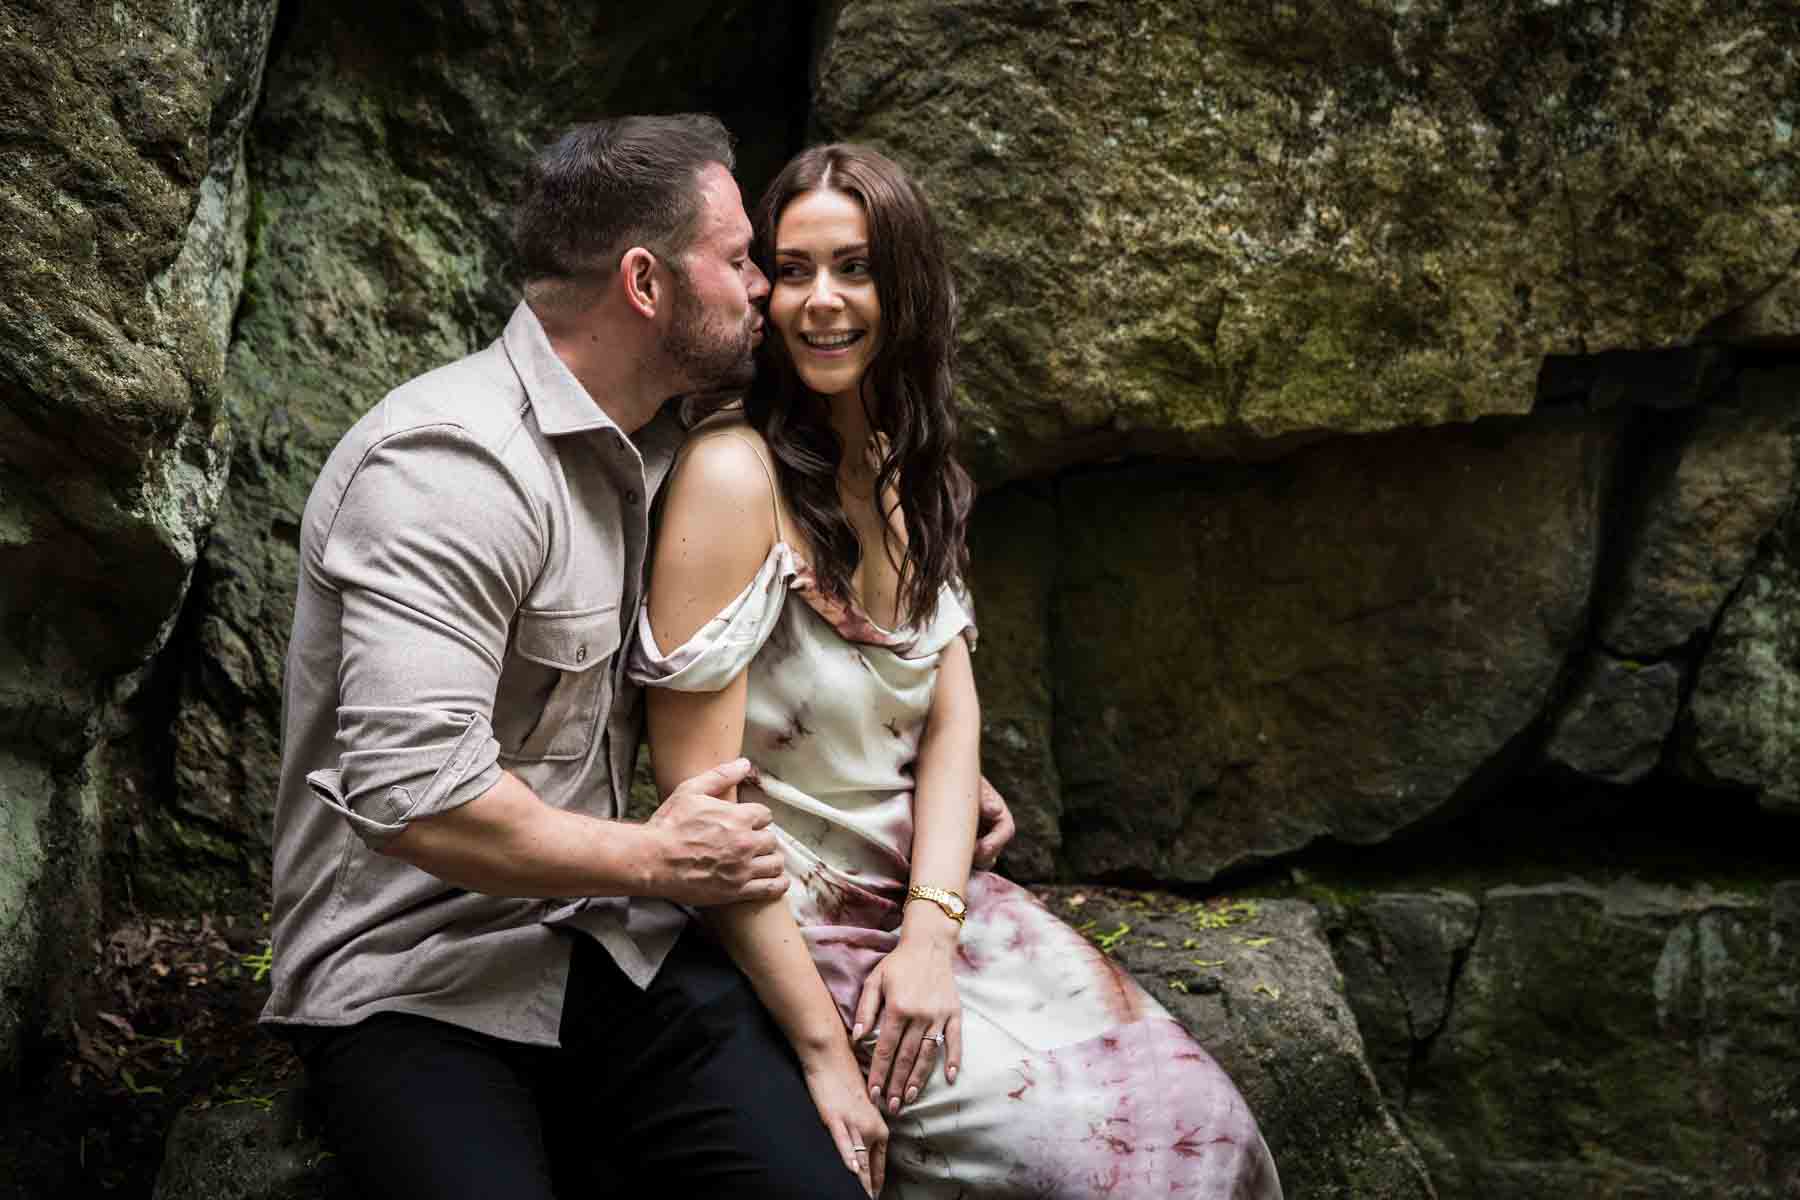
[630,541,1281,1199]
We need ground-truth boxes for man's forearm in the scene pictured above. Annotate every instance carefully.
[382,769,656,898]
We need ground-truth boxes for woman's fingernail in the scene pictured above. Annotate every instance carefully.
[888,1095,900,1114]
[852,1023,863,1040]
[947,1066,958,1083]
[905,1086,918,1103]
[871,1085,881,1100]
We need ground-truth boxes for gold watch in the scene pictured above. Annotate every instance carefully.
[905,883,967,925]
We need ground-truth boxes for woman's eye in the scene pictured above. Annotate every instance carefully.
[777,263,809,281]
[842,260,871,278]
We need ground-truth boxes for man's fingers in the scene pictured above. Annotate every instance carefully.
[973,777,1016,869]
[744,874,789,902]
[739,801,773,828]
[677,756,754,799]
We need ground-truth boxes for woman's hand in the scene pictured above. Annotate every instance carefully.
[801,1052,890,1197]
[854,914,963,1115]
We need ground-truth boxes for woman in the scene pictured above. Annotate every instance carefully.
[630,143,1281,1199]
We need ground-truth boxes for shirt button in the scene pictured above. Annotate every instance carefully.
[575,644,588,663]
[625,489,640,505]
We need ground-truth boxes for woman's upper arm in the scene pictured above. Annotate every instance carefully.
[645,434,779,792]
[649,434,779,650]
[924,632,980,740]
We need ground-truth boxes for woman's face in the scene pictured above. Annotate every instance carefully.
[769,188,881,405]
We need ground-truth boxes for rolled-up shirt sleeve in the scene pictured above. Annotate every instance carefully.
[309,422,543,848]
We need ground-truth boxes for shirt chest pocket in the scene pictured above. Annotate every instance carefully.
[493,605,621,763]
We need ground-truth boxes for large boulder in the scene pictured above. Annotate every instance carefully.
[163,1,816,899]
[0,0,275,1075]
[1037,887,1438,1199]
[814,0,1800,482]
[151,1085,350,1200]
[1043,412,1612,881]
[1384,880,1800,1199]
[1328,890,1481,1105]
[1600,369,1799,659]
[966,485,1063,880]
[1684,509,1800,815]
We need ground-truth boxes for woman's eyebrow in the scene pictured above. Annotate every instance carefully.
[775,243,869,259]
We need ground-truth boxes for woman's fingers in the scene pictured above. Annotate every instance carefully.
[827,1115,870,1195]
[851,971,884,1044]
[945,1011,963,1084]
[901,1024,942,1106]
[866,1012,904,1103]
[869,1125,888,1198]
[885,1019,928,1113]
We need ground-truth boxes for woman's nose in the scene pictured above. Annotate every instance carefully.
[807,272,845,310]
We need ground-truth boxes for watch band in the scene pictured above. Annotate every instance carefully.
[906,883,967,925]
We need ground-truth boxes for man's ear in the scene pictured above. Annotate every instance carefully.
[620,247,660,320]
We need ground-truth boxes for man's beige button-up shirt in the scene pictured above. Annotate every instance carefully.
[261,302,685,1047]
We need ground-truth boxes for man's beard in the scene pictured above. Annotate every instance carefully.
[664,274,757,396]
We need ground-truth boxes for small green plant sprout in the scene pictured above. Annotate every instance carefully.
[1235,936,1276,949]
[120,1068,163,1097]
[153,1035,186,1059]
[1192,958,1226,968]
[1191,899,1260,931]
[1093,922,1132,954]
[241,943,274,984]
[1167,977,1191,994]
[1253,982,1281,1001]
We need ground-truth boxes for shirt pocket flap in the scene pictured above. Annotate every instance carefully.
[514,606,620,673]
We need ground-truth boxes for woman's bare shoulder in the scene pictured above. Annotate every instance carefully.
[662,421,780,543]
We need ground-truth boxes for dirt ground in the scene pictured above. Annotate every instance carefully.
[0,908,291,1200]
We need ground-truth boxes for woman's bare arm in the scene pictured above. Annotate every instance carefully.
[855,628,979,1112]
[645,431,887,1193]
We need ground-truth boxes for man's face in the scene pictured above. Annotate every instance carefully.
[663,163,768,392]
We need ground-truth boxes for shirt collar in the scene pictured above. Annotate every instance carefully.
[502,300,631,439]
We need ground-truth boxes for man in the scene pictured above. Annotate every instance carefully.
[263,114,1012,1199]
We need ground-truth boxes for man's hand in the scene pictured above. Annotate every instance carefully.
[643,758,790,906]
[972,776,1015,871]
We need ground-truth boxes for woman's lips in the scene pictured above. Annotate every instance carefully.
[799,330,865,355]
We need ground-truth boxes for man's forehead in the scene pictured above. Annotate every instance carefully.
[694,162,750,242]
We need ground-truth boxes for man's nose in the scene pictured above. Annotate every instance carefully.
[746,260,770,302]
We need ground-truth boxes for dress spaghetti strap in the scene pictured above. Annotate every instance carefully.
[715,430,786,545]
[687,426,788,543]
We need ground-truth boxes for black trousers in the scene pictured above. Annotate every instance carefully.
[300,929,867,1200]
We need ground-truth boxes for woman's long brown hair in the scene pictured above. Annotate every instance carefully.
[746,143,974,630]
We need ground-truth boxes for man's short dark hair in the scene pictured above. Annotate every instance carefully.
[513,114,736,289]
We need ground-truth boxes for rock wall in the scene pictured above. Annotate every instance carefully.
[1333,879,1800,1197]
[815,0,1800,481]
[0,0,276,1080]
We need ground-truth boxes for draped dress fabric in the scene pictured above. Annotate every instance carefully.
[629,532,1281,1198]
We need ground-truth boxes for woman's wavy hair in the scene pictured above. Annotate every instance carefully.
[746,143,974,629]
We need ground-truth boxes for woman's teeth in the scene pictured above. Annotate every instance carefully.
[802,331,863,349]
